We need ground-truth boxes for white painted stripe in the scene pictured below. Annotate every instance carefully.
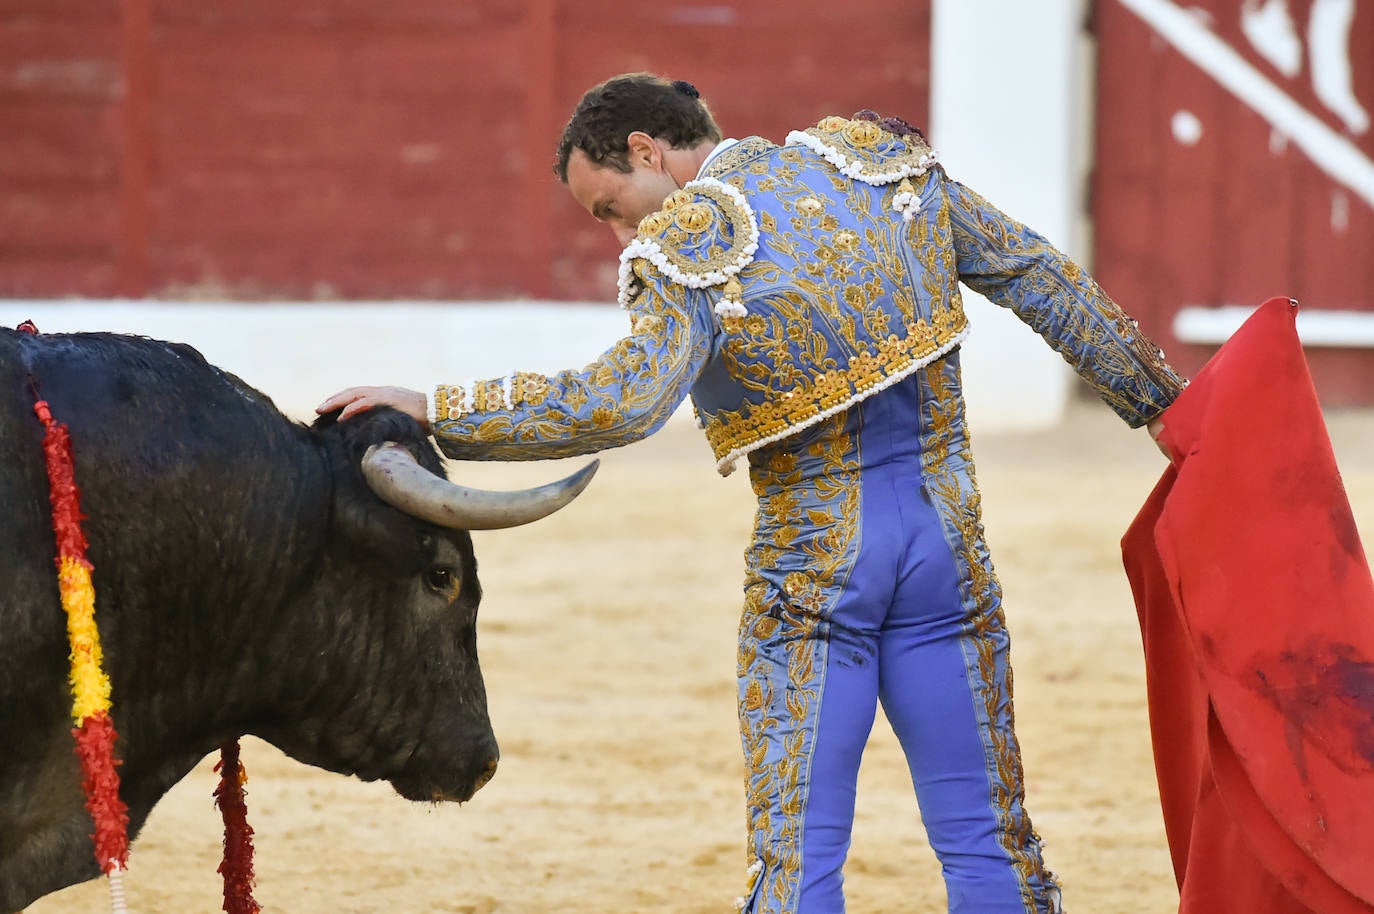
[1175,305,1374,346]
[1114,0,1374,210]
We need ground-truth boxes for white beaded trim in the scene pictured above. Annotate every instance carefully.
[714,298,748,320]
[616,176,761,309]
[734,858,765,911]
[501,374,515,410]
[712,323,970,476]
[892,185,921,222]
[461,379,476,415]
[427,391,441,430]
[784,129,938,186]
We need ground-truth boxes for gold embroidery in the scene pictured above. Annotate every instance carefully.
[637,210,673,234]
[842,119,883,147]
[689,154,972,474]
[793,116,936,184]
[737,413,861,912]
[674,202,715,233]
[704,304,967,467]
[432,277,709,459]
[508,372,550,407]
[632,179,757,290]
[832,228,860,251]
[703,136,778,179]
[432,385,454,422]
[478,381,504,412]
[947,182,1183,426]
[661,189,692,211]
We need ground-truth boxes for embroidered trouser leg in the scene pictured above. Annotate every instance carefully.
[902,358,1061,913]
[877,479,1058,911]
[736,360,1059,914]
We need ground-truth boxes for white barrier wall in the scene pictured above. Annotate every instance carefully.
[0,301,630,424]
[931,0,1090,430]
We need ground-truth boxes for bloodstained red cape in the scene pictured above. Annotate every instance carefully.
[1122,297,1374,914]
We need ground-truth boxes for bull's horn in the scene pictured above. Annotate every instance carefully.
[361,443,599,530]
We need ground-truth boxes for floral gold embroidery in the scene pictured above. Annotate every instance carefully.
[737,413,860,913]
[675,202,715,233]
[662,190,692,211]
[786,116,938,187]
[511,372,550,407]
[432,385,453,422]
[705,303,968,474]
[842,119,883,147]
[431,277,712,460]
[638,211,674,234]
[617,177,761,313]
[945,180,1184,426]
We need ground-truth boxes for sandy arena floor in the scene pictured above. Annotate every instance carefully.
[27,401,1374,914]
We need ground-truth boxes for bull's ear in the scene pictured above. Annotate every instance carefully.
[313,406,442,478]
[312,406,447,478]
[329,471,428,570]
[314,409,438,569]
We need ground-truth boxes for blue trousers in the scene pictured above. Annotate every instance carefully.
[736,358,1060,914]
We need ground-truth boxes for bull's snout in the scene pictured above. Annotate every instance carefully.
[391,732,499,804]
[471,754,498,794]
[447,737,499,802]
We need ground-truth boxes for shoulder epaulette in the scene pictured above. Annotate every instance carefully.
[787,115,937,184]
[786,116,938,221]
[617,176,760,321]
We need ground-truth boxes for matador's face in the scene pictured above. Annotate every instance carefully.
[565,142,680,248]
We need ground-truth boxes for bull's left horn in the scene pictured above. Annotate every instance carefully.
[361,443,598,530]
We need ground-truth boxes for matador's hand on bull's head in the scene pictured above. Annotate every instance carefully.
[318,385,430,430]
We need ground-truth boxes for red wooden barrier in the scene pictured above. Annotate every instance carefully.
[0,0,931,302]
[1093,0,1374,404]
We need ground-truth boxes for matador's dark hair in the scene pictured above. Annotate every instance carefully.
[553,73,722,182]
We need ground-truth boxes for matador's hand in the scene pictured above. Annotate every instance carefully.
[1147,416,1170,461]
[317,386,429,430]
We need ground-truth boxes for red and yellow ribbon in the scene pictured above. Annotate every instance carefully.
[29,324,258,914]
[33,397,131,881]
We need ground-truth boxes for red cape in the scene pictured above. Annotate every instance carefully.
[1122,297,1374,914]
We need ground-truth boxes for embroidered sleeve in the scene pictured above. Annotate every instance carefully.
[429,269,716,461]
[944,176,1185,427]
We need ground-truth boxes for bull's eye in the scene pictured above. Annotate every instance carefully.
[426,568,455,594]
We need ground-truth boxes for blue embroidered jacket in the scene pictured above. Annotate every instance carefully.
[431,117,1183,474]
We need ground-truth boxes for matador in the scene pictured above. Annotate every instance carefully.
[320,74,1184,914]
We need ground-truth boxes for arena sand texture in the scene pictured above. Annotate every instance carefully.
[27,401,1374,914]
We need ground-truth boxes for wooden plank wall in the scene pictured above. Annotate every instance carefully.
[1093,0,1374,403]
[0,0,931,301]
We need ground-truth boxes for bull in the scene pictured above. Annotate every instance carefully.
[0,327,595,911]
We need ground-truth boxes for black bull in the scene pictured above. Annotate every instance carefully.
[0,329,594,910]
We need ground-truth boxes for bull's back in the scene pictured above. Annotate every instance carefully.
[0,329,66,626]
[0,328,311,723]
